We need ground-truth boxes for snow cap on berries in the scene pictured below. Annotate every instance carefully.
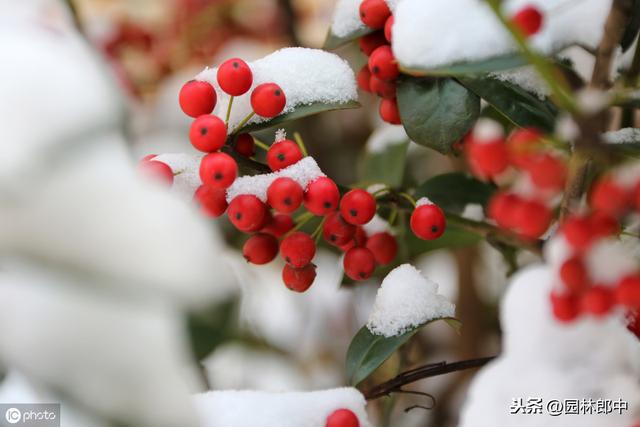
[275,129,287,143]
[416,197,434,207]
[472,118,504,143]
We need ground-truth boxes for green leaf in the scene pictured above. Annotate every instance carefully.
[240,100,361,133]
[188,298,238,360]
[415,173,496,214]
[323,27,373,50]
[400,54,527,77]
[397,77,480,154]
[361,140,409,187]
[458,76,558,133]
[346,318,460,385]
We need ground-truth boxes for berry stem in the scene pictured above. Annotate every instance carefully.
[253,138,271,151]
[293,132,309,157]
[232,112,256,134]
[388,204,398,226]
[398,192,417,207]
[225,96,235,126]
[311,217,326,243]
[288,212,315,234]
[372,187,392,199]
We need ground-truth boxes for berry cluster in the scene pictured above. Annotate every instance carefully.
[353,0,401,124]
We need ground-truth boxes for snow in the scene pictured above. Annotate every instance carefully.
[195,388,371,427]
[195,48,357,131]
[459,265,640,427]
[226,156,325,203]
[490,66,550,99]
[603,127,640,144]
[461,203,485,222]
[393,0,612,71]
[576,88,610,115]
[329,0,366,38]
[366,124,409,153]
[154,153,203,199]
[416,197,434,207]
[472,118,504,143]
[584,239,640,286]
[366,264,456,337]
[363,214,392,236]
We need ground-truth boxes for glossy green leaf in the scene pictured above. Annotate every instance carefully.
[458,76,558,133]
[323,27,373,50]
[397,77,480,154]
[400,54,527,77]
[415,173,496,214]
[188,298,238,360]
[346,318,461,385]
[240,100,361,133]
[361,140,409,187]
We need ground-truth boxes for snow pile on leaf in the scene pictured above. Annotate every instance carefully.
[366,124,410,153]
[393,0,612,70]
[195,47,357,130]
[195,388,371,427]
[367,264,455,337]
[458,265,640,427]
[603,127,640,144]
[329,0,366,38]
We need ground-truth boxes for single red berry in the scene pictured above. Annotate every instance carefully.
[217,58,253,96]
[326,409,360,427]
[323,212,356,246]
[488,192,521,229]
[366,232,397,265]
[344,247,377,281]
[266,140,303,171]
[359,0,391,29]
[581,286,614,317]
[199,152,238,189]
[339,226,368,252]
[138,160,174,186]
[280,231,316,268]
[368,45,398,81]
[243,233,279,265]
[511,6,543,37]
[379,98,401,124]
[267,177,304,214]
[357,66,372,92]
[179,80,216,118]
[559,256,589,294]
[189,115,227,153]
[512,199,551,239]
[304,177,341,215]
[524,153,567,191]
[633,182,640,212]
[384,15,394,42]
[589,211,620,238]
[340,189,377,225]
[251,83,286,118]
[550,292,580,323]
[506,128,543,167]
[194,185,228,217]
[410,202,446,240]
[589,176,629,218]
[282,264,317,292]
[466,138,509,180]
[262,214,294,237]
[627,310,640,339]
[359,32,387,56]
[235,133,255,157]
[370,75,396,99]
[615,275,640,308]
[561,215,594,251]
[141,154,157,162]
[227,195,269,232]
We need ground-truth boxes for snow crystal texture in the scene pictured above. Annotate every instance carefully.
[330,0,366,38]
[367,264,456,337]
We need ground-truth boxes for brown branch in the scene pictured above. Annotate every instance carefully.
[363,356,496,401]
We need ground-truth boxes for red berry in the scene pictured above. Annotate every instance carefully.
[323,212,356,246]
[326,409,360,427]
[370,75,396,99]
[581,286,614,317]
[410,202,446,240]
[550,292,580,323]
[379,98,401,124]
[366,232,397,265]
[141,154,157,162]
[384,15,394,42]
[488,192,521,229]
[512,199,551,239]
[262,214,294,237]
[251,83,286,118]
[282,264,317,292]
[357,66,372,92]
[227,195,269,232]
[507,128,543,167]
[359,0,391,29]
[243,233,279,265]
[589,176,629,218]
[511,6,543,37]
[340,189,377,225]
[359,32,387,56]
[267,140,303,171]
[267,177,304,214]
[344,247,376,281]
[194,185,228,217]
[235,133,255,157]
[561,215,594,251]
[627,310,640,339]
[615,275,640,308]
[304,177,341,215]
[559,256,589,294]
[280,232,316,268]
[368,45,398,81]
[589,211,620,238]
[179,80,216,118]
[217,58,253,96]
[189,115,227,153]
[466,138,509,180]
[524,154,567,191]
[339,226,368,252]
[138,160,174,186]
[199,152,238,189]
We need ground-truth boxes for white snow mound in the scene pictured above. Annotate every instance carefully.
[367,124,409,153]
